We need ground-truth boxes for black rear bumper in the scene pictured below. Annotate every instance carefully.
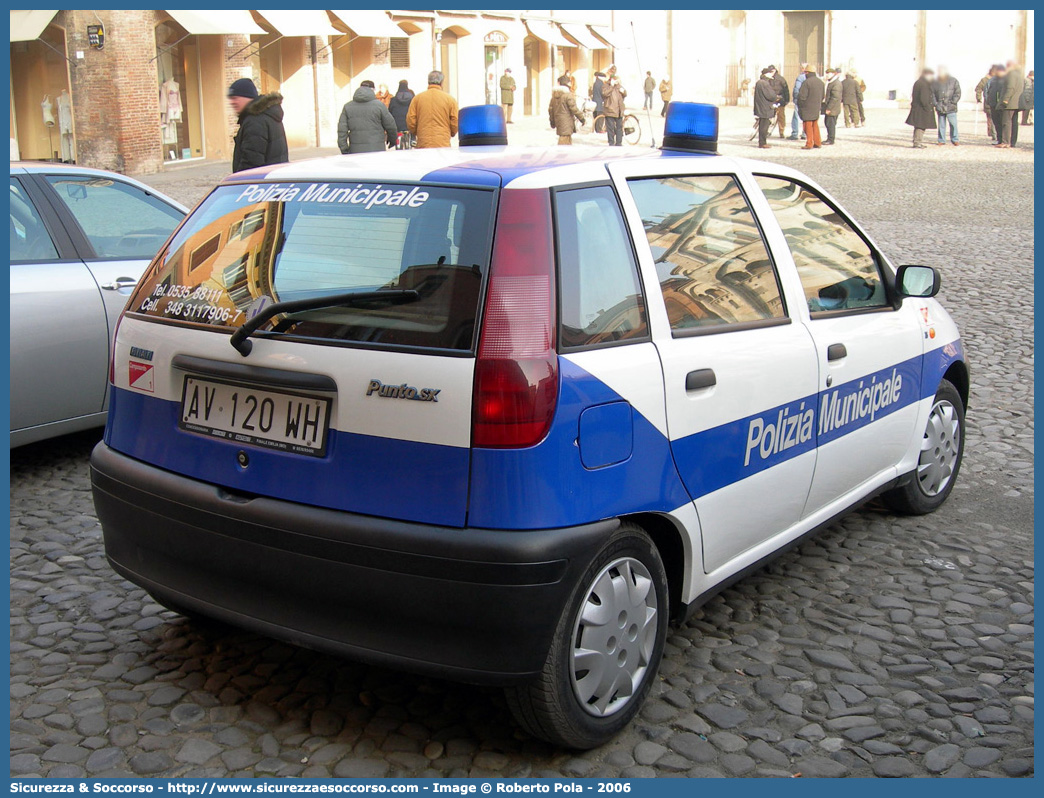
[91,442,615,684]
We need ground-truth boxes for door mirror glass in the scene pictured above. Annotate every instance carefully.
[65,183,88,201]
[896,265,940,298]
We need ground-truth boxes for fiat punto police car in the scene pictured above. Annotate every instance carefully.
[91,104,967,749]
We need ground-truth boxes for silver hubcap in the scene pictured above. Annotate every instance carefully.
[570,557,658,717]
[918,399,960,497]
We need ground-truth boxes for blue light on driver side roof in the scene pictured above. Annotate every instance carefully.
[459,105,508,146]
[662,102,719,154]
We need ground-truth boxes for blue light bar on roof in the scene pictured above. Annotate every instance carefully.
[662,102,718,154]
[458,104,508,147]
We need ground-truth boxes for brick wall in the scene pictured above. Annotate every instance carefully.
[224,35,256,136]
[63,10,163,174]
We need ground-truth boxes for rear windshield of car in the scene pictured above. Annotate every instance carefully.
[126,181,496,352]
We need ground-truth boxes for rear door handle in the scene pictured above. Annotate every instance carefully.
[101,277,138,291]
[686,368,716,391]
[827,343,847,362]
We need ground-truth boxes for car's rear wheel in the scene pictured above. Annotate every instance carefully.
[883,379,965,515]
[505,522,669,749]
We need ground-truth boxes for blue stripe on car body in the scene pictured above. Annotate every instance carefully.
[108,340,962,532]
[105,387,470,528]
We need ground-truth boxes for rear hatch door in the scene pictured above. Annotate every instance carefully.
[107,178,497,527]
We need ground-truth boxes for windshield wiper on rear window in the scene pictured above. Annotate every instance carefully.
[229,289,419,356]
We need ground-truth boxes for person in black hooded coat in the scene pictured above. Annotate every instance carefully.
[905,69,937,148]
[388,80,416,135]
[228,79,289,173]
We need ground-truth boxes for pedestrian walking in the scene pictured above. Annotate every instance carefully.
[390,79,413,127]
[499,68,516,123]
[658,77,672,117]
[643,71,656,110]
[788,66,807,140]
[337,82,397,154]
[548,75,585,145]
[592,71,606,118]
[386,80,413,149]
[406,70,459,149]
[822,67,842,145]
[796,65,824,149]
[375,83,392,107]
[753,67,778,148]
[227,78,288,173]
[976,65,997,141]
[842,70,862,127]
[905,68,936,149]
[768,65,789,138]
[1020,70,1033,125]
[986,64,1006,144]
[602,75,627,146]
[996,60,1025,148]
[857,75,867,125]
[932,66,961,145]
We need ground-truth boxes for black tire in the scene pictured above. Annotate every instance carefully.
[883,379,965,515]
[504,522,669,749]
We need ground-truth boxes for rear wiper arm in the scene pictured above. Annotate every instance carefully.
[229,289,419,356]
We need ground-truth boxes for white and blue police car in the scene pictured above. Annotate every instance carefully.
[91,103,968,748]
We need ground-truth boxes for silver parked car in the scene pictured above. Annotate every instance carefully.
[10,162,186,446]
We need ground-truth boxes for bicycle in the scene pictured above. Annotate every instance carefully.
[578,99,642,145]
[594,113,642,146]
[577,98,604,134]
[395,131,414,150]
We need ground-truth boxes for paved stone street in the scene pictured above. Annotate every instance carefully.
[11,108,1033,778]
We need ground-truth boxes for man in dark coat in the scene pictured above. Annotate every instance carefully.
[986,64,1006,145]
[388,80,415,147]
[337,83,397,154]
[228,78,288,173]
[976,65,997,141]
[996,60,1025,148]
[932,67,961,146]
[905,69,936,148]
[767,65,789,138]
[841,70,863,128]
[592,71,606,118]
[796,65,824,149]
[821,67,843,145]
[753,67,778,148]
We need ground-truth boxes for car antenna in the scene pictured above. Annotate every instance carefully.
[631,20,657,149]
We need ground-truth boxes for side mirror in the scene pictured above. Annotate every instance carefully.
[896,265,940,298]
[65,183,88,201]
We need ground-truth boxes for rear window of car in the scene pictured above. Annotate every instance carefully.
[127,182,496,352]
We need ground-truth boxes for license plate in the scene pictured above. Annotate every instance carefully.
[179,377,332,457]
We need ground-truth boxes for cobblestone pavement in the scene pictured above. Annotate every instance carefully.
[11,113,1033,778]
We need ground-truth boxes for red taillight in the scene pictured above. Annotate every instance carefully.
[472,189,558,448]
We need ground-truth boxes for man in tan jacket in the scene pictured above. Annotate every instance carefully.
[406,71,459,148]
